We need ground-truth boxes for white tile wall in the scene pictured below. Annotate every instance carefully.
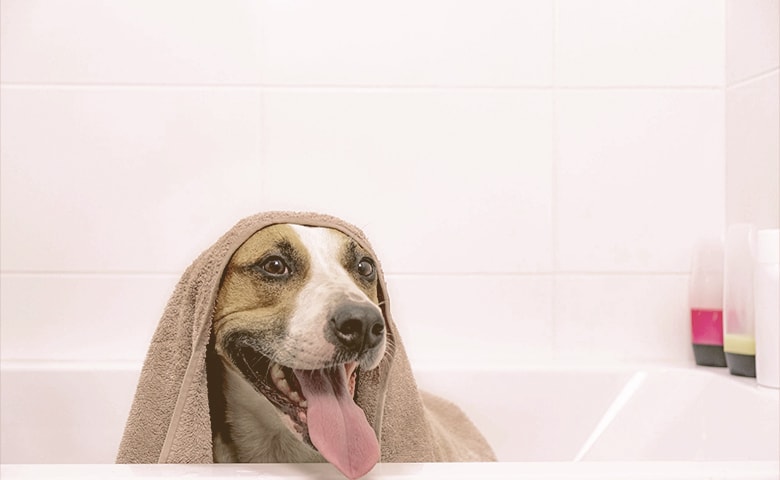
[261,0,554,87]
[0,274,177,362]
[554,275,693,362]
[0,1,265,84]
[0,87,265,273]
[556,90,724,272]
[0,367,140,463]
[261,89,554,274]
[556,0,724,87]
[725,71,780,228]
[385,275,554,369]
[1,0,774,374]
[725,0,780,85]
[724,0,780,231]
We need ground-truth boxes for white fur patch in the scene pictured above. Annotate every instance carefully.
[269,225,385,370]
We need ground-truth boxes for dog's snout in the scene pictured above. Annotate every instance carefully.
[330,303,384,353]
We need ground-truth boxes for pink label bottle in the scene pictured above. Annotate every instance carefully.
[689,237,726,367]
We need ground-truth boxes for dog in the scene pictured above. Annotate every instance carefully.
[207,223,387,475]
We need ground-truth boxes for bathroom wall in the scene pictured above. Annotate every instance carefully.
[0,1,776,377]
[725,0,780,229]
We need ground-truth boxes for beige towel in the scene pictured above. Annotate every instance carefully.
[117,211,496,469]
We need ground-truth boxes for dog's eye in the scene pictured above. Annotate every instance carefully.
[357,258,375,278]
[260,257,290,276]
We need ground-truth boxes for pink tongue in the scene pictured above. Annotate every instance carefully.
[293,367,380,480]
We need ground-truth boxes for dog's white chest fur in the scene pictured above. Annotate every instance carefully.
[214,364,323,463]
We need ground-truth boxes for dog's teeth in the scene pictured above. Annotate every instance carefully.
[268,362,306,407]
[271,363,285,381]
[277,378,291,394]
[299,399,307,408]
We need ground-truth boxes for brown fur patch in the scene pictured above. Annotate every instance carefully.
[212,224,311,356]
[340,239,380,305]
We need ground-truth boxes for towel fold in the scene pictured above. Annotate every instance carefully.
[117,211,496,468]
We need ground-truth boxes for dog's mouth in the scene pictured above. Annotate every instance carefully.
[231,344,380,479]
[266,357,360,436]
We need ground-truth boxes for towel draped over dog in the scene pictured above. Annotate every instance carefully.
[117,211,496,467]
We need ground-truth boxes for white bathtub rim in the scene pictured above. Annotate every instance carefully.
[2,462,779,480]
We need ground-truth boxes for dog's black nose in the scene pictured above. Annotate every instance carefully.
[330,303,385,353]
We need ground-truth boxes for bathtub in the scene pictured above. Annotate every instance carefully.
[1,362,778,479]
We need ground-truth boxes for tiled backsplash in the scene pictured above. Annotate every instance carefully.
[725,0,780,229]
[1,0,778,369]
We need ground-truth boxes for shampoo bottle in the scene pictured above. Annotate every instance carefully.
[754,229,779,388]
[688,237,726,367]
[723,224,757,377]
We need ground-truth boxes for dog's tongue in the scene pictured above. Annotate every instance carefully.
[293,367,380,480]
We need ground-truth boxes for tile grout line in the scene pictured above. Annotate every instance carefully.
[551,0,561,359]
[722,0,729,234]
[0,271,182,277]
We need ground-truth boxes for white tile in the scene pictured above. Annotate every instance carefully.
[384,274,554,369]
[726,71,780,228]
[0,87,265,272]
[556,0,724,86]
[0,367,140,463]
[556,90,724,273]
[262,0,553,86]
[0,274,178,361]
[0,0,264,84]
[554,275,692,363]
[726,0,780,85]
[262,89,554,274]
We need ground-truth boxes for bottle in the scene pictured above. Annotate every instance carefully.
[688,237,726,367]
[754,229,779,388]
[723,224,757,377]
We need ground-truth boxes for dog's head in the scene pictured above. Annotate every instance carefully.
[211,223,386,475]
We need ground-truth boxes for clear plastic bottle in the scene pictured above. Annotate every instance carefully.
[754,229,779,388]
[723,224,757,377]
[688,237,726,367]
